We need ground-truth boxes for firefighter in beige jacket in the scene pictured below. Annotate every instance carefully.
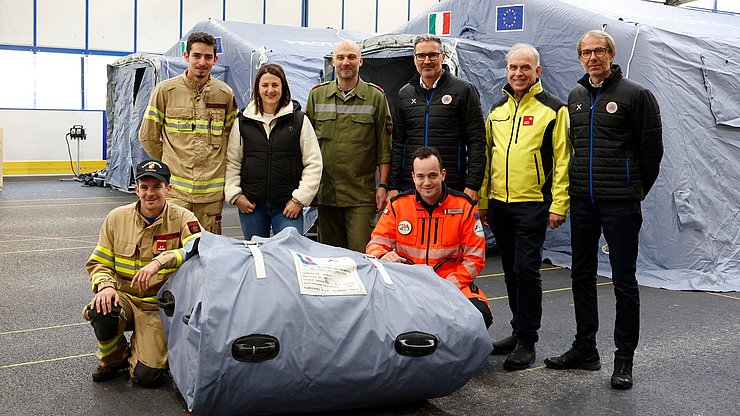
[84,160,201,387]
[139,32,238,233]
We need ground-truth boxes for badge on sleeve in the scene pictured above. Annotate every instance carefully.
[156,240,167,251]
[187,221,202,233]
[473,219,485,238]
[398,220,412,235]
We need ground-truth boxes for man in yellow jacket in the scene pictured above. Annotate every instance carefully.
[139,31,238,233]
[84,160,201,386]
[479,44,571,371]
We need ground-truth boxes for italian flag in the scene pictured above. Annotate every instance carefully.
[428,11,451,36]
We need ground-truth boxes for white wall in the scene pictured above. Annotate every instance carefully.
[0,110,104,161]
[0,0,441,167]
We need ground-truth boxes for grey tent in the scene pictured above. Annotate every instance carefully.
[105,20,368,191]
[359,0,739,291]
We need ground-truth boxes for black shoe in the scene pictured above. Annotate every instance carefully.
[92,361,129,382]
[491,334,518,355]
[503,342,536,371]
[611,358,634,389]
[544,346,601,370]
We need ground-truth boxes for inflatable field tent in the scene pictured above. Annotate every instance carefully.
[361,0,739,291]
[105,20,369,191]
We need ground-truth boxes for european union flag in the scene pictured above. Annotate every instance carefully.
[496,5,524,32]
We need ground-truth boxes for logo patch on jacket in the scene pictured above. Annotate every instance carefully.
[187,221,202,234]
[206,103,226,109]
[523,116,534,126]
[606,101,618,113]
[444,208,464,215]
[473,219,485,238]
[154,232,180,241]
[441,94,452,105]
[156,240,168,251]
[398,220,412,235]
[385,115,393,135]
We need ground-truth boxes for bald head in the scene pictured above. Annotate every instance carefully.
[333,40,361,58]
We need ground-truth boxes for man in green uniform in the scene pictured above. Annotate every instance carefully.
[306,40,393,252]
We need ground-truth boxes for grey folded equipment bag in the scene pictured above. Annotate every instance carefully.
[159,228,492,415]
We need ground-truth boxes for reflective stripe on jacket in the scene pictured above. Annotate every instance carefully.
[86,201,201,300]
[367,188,486,289]
[306,78,392,207]
[139,72,238,204]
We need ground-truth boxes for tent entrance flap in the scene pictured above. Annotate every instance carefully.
[359,57,417,114]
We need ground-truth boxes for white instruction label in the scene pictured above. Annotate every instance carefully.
[290,250,367,296]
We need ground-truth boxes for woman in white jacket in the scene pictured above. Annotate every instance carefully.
[225,64,322,239]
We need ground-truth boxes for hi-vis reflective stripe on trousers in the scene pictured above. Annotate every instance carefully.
[170,175,225,195]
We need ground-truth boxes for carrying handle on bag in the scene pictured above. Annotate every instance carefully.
[232,334,280,363]
[157,290,175,317]
[242,241,267,279]
[395,332,438,357]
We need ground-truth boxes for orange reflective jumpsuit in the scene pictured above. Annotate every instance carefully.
[367,187,492,325]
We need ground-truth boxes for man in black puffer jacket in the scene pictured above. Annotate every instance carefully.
[389,34,486,203]
[545,30,663,391]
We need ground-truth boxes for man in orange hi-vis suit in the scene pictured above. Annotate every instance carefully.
[367,146,492,328]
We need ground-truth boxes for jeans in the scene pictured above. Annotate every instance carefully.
[569,197,642,360]
[489,200,549,343]
[238,202,303,240]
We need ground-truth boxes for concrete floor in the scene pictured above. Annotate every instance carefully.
[0,177,738,416]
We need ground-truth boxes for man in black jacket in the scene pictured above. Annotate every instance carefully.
[388,34,486,203]
[544,30,663,390]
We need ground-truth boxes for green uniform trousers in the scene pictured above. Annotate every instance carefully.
[317,205,377,253]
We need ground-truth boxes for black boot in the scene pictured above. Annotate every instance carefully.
[503,341,535,371]
[544,346,601,370]
[611,358,634,389]
[491,334,518,355]
[92,361,129,382]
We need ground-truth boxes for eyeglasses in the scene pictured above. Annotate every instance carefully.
[579,47,610,59]
[414,52,441,61]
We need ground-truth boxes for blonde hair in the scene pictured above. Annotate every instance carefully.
[577,30,617,57]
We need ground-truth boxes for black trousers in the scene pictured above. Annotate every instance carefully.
[489,200,549,343]
[570,197,642,361]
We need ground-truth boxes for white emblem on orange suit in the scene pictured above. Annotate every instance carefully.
[473,219,485,238]
[398,220,412,235]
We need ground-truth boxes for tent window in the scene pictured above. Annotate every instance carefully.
[133,67,146,105]
[701,55,740,128]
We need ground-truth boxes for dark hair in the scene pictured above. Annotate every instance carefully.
[252,64,291,115]
[411,146,443,170]
[413,34,444,54]
[186,32,218,55]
